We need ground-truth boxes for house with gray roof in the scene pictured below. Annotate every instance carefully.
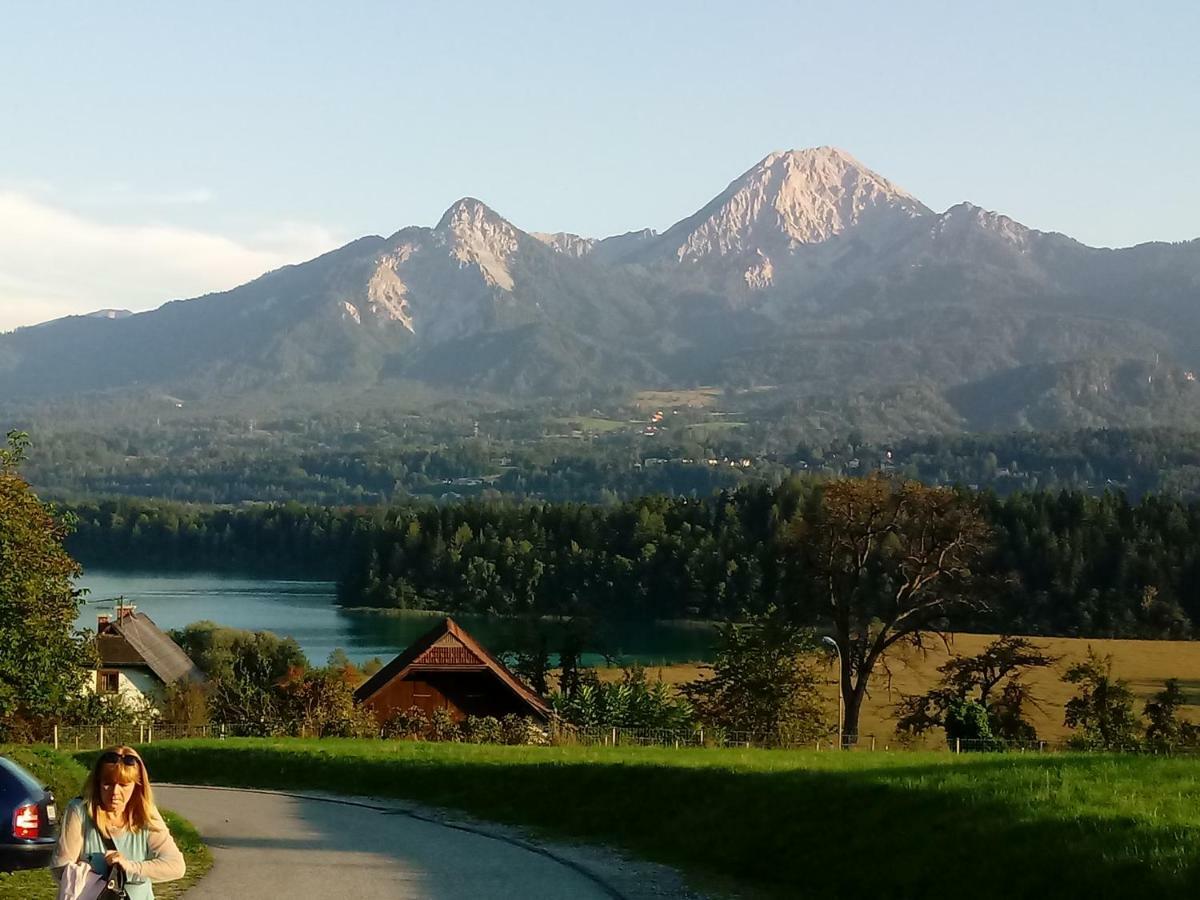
[92,602,204,708]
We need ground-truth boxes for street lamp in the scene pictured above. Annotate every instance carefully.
[822,636,844,750]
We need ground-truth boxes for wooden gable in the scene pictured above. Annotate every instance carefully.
[413,632,486,668]
[355,616,550,723]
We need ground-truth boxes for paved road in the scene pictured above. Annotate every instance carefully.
[156,785,617,900]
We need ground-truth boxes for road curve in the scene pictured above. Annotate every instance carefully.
[156,785,619,900]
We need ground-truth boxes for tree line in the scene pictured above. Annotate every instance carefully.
[64,481,1200,641]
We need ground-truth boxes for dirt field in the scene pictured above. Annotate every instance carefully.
[596,634,1200,745]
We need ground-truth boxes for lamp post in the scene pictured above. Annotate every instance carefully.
[822,636,844,750]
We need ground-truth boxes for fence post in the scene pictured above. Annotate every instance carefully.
[147,725,153,745]
[99,725,104,748]
[871,736,876,752]
[611,727,618,747]
[139,725,145,744]
[816,739,820,751]
[955,738,961,754]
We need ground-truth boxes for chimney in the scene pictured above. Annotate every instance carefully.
[97,614,110,629]
[114,600,136,621]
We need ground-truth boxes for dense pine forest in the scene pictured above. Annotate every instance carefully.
[67,480,1200,640]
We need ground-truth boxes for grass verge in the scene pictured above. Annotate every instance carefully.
[139,738,1200,898]
[0,747,211,900]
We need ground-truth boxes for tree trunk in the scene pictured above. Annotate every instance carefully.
[842,680,868,746]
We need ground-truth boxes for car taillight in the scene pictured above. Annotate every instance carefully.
[13,803,39,839]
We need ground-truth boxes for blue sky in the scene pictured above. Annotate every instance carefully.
[1,1,1197,329]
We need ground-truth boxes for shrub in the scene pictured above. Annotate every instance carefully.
[1143,679,1200,753]
[944,698,1002,751]
[382,705,428,740]
[278,667,369,738]
[428,707,461,742]
[1063,648,1142,751]
[462,715,503,744]
[501,714,547,746]
[681,611,825,744]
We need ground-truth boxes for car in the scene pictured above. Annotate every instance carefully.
[0,755,60,872]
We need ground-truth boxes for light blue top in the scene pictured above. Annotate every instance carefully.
[71,799,155,900]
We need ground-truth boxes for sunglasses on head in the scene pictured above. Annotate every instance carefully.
[100,752,141,767]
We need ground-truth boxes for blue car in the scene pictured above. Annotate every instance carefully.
[0,755,60,872]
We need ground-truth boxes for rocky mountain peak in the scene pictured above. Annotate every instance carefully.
[663,146,931,266]
[435,197,508,232]
[532,231,597,258]
[434,197,522,291]
[929,202,1039,249]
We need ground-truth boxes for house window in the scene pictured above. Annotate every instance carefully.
[97,671,120,694]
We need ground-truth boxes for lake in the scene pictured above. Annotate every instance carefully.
[75,570,718,667]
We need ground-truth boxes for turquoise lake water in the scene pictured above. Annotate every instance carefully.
[75,570,717,667]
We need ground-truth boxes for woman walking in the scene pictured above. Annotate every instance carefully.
[51,745,185,899]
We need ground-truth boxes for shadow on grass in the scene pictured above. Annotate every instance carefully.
[134,744,1200,899]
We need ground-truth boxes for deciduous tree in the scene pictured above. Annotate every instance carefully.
[895,636,1054,742]
[795,476,992,740]
[1062,648,1141,751]
[0,430,93,738]
[682,609,826,744]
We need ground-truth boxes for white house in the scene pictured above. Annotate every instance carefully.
[92,603,204,708]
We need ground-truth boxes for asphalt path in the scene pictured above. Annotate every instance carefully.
[156,785,619,900]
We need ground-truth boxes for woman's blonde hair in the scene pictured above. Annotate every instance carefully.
[83,745,160,834]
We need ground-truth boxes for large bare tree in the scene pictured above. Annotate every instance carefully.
[794,476,993,741]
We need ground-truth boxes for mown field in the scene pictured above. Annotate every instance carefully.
[0,747,210,900]
[138,738,1200,898]
[632,388,722,409]
[600,633,1200,745]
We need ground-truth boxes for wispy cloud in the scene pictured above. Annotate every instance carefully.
[0,191,343,332]
[75,182,216,207]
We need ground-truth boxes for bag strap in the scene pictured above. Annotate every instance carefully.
[85,810,119,853]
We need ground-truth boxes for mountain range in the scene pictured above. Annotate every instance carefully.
[4,146,1200,432]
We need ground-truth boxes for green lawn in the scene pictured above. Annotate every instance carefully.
[134,739,1200,898]
[0,747,211,900]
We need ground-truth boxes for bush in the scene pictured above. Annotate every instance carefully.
[1143,679,1200,753]
[501,714,547,746]
[550,665,694,729]
[381,705,428,740]
[681,611,826,744]
[944,699,1002,752]
[462,715,503,744]
[427,707,461,742]
[1063,649,1142,751]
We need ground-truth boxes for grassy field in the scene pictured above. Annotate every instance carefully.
[684,421,747,437]
[604,632,1200,745]
[549,416,628,434]
[632,388,723,409]
[0,747,211,900]
[135,738,1200,898]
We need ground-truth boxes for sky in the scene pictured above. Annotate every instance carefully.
[1,1,1197,331]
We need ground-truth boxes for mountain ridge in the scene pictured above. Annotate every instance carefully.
[3,147,1199,433]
